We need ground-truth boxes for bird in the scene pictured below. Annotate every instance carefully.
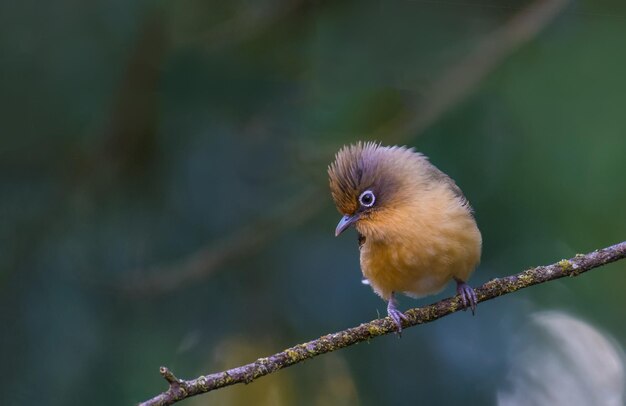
[328,141,482,333]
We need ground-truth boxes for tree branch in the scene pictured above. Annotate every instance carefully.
[138,240,626,406]
[378,0,570,144]
[122,188,323,295]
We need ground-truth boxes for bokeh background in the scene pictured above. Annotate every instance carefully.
[1,0,625,405]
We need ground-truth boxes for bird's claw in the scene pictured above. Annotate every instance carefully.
[388,308,408,335]
[455,280,478,315]
[387,296,408,335]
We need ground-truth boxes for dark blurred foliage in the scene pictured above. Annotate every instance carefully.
[1,0,625,405]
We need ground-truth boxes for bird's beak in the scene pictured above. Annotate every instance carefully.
[335,214,359,237]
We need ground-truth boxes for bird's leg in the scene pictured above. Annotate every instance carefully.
[454,277,478,315]
[387,292,408,334]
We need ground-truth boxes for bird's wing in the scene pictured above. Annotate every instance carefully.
[425,165,473,213]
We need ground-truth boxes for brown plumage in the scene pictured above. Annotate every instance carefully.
[328,142,482,332]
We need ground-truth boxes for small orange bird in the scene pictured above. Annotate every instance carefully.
[328,142,482,332]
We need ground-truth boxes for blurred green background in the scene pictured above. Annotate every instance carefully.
[1,0,625,405]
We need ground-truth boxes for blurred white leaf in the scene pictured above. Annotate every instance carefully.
[498,311,625,406]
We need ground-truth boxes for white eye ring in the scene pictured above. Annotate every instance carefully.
[359,190,376,207]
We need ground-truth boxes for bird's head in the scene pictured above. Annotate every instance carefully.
[328,141,430,240]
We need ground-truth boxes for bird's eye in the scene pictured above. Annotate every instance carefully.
[359,190,376,207]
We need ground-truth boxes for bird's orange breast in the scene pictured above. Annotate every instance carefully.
[358,193,481,300]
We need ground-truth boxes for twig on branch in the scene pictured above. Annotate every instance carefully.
[138,241,626,406]
[126,0,569,296]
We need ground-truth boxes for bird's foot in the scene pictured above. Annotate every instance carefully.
[387,295,408,335]
[455,278,477,315]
